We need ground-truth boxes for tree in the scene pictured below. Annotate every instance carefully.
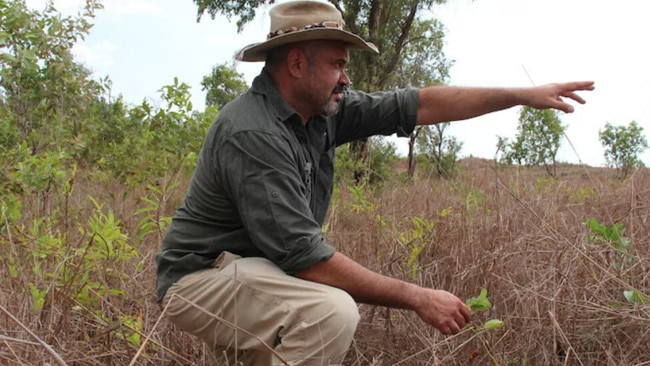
[415,123,462,178]
[599,121,648,179]
[0,0,103,154]
[498,106,565,177]
[200,62,249,109]
[192,0,451,182]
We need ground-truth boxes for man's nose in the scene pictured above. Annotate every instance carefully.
[339,71,351,87]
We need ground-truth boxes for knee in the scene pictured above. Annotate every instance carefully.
[320,288,360,338]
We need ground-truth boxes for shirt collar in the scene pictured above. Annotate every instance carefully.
[251,68,300,123]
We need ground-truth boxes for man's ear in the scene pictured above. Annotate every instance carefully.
[286,48,306,78]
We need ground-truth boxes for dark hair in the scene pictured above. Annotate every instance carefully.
[265,41,321,72]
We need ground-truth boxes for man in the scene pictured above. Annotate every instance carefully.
[155,1,594,365]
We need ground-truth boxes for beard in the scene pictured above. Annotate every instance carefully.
[320,84,345,116]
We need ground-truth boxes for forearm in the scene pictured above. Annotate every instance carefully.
[416,81,594,125]
[416,86,526,125]
[297,251,472,334]
[295,252,422,310]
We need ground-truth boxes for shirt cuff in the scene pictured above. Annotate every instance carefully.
[281,236,336,274]
[396,87,420,138]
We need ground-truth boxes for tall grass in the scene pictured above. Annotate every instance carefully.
[1,159,648,365]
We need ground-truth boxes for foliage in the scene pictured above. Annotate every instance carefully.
[193,0,268,31]
[136,182,178,245]
[598,121,648,179]
[346,183,375,214]
[367,136,399,184]
[341,0,451,181]
[466,288,492,313]
[497,107,565,177]
[0,1,216,363]
[335,136,398,186]
[415,123,462,178]
[623,290,647,305]
[463,288,504,365]
[1,0,214,190]
[343,1,450,92]
[200,62,249,109]
[95,78,217,186]
[397,216,436,279]
[0,0,208,330]
[584,218,636,271]
[0,0,104,154]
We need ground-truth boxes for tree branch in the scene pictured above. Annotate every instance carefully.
[378,1,418,87]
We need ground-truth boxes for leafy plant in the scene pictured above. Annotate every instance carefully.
[465,289,504,365]
[347,183,375,213]
[623,290,647,305]
[136,183,177,245]
[397,216,436,279]
[119,314,144,347]
[584,218,635,269]
[82,197,136,262]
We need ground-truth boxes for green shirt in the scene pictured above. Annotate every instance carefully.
[155,68,419,300]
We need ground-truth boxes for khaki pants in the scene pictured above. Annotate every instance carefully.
[163,252,360,366]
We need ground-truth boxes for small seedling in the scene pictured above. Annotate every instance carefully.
[464,289,504,364]
[624,290,647,305]
[466,288,503,331]
[466,288,492,313]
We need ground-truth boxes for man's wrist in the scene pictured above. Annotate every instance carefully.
[402,283,425,311]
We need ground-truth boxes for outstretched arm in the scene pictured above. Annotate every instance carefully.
[296,252,471,335]
[416,81,595,125]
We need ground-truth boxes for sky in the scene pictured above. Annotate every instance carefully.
[25,0,650,167]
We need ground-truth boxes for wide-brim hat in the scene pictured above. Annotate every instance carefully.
[235,1,379,62]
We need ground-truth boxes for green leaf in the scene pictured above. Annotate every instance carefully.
[0,52,17,63]
[466,288,492,313]
[482,319,504,330]
[623,290,647,305]
[609,301,623,309]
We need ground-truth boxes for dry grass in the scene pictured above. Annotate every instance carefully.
[1,159,648,365]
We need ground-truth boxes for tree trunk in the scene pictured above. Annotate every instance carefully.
[407,126,423,179]
[407,134,416,179]
[350,138,370,183]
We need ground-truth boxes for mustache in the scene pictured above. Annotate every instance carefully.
[332,84,347,94]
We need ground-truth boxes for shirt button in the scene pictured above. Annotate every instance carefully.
[272,192,279,198]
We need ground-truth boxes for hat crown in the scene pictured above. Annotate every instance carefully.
[268,1,344,39]
[235,0,377,62]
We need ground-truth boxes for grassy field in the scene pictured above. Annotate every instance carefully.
[1,158,648,365]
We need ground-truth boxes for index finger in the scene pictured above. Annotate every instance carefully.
[562,81,595,91]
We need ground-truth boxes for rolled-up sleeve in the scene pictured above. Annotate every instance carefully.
[217,130,335,274]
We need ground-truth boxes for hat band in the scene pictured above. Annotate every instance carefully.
[267,21,343,40]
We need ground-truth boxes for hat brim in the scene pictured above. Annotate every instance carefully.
[235,28,379,62]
